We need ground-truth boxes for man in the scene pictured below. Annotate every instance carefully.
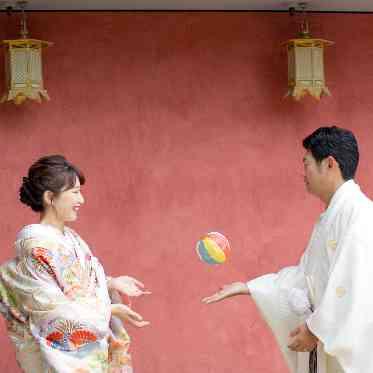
[203,126,373,373]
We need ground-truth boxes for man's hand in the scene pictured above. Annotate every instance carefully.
[288,323,318,352]
[202,282,250,304]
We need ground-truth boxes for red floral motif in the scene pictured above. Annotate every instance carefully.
[46,331,64,345]
[44,319,98,351]
[32,247,58,281]
[69,330,97,347]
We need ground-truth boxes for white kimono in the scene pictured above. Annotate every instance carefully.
[247,180,373,373]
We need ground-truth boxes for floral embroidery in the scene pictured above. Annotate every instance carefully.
[44,318,98,351]
[31,247,58,281]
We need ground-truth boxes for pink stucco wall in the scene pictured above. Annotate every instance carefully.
[0,11,373,372]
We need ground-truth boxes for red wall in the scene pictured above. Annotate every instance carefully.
[0,11,373,372]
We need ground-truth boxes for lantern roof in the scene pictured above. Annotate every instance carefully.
[284,38,334,47]
[2,38,53,48]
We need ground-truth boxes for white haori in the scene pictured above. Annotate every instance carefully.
[247,180,373,373]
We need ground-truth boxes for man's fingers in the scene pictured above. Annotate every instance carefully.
[289,327,300,338]
[288,341,300,350]
[202,296,214,304]
[202,294,219,304]
[202,292,225,304]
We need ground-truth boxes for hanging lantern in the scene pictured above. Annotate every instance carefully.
[1,1,52,105]
[284,5,333,101]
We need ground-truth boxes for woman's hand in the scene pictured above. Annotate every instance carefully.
[108,276,151,297]
[111,303,150,328]
[202,282,250,304]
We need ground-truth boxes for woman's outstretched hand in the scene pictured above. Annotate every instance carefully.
[108,276,151,297]
[111,303,150,328]
[202,282,250,304]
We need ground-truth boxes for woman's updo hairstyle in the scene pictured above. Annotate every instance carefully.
[20,155,85,212]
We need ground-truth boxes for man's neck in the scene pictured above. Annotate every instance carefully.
[322,179,347,207]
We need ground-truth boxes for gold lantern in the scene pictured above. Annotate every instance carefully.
[1,1,52,105]
[284,7,333,101]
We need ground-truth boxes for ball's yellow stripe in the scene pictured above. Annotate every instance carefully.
[203,237,226,263]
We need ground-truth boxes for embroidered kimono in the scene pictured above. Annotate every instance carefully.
[0,224,132,373]
[247,180,373,373]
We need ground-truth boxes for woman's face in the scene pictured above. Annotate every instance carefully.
[51,177,84,222]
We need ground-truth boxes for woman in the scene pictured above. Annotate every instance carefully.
[0,155,150,372]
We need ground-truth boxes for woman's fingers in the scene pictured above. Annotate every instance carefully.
[125,308,143,321]
[112,304,143,321]
[125,289,151,297]
[118,276,145,288]
[111,303,150,328]
[128,319,150,328]
[114,276,151,296]
[133,278,145,288]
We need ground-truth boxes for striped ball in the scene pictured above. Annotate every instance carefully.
[196,232,230,265]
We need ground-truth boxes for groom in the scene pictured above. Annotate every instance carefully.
[203,126,373,373]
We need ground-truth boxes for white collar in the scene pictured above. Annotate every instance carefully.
[320,179,359,220]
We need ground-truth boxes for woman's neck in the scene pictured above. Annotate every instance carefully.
[40,213,65,233]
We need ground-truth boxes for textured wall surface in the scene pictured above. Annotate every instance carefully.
[0,11,373,372]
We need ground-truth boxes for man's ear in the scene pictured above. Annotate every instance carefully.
[43,190,54,207]
[327,156,338,169]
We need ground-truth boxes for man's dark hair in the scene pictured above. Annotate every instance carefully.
[303,126,359,181]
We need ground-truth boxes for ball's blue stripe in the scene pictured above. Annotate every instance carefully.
[197,240,218,265]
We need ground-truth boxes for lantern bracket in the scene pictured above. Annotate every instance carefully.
[16,0,29,38]
[0,1,13,15]
[288,2,311,38]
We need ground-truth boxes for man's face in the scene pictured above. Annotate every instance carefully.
[303,151,328,197]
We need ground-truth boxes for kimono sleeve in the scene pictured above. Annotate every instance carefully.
[0,238,111,373]
[306,217,373,373]
[247,261,310,373]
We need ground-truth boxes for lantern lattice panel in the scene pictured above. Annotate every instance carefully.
[2,39,51,105]
[285,38,333,101]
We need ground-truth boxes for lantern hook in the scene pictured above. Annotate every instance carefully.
[16,0,28,39]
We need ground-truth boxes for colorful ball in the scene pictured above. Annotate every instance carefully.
[196,232,231,265]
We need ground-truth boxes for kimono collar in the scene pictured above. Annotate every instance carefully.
[16,224,69,242]
[320,179,359,220]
